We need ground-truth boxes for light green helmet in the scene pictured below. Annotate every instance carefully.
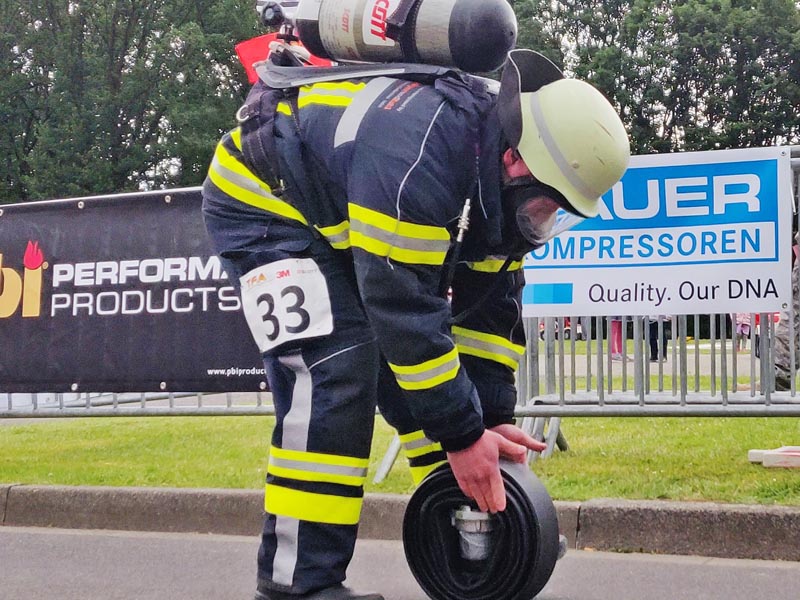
[497,49,631,218]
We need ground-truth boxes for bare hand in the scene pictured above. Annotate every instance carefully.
[489,423,547,461]
[446,426,546,513]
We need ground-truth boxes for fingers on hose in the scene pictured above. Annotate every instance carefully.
[457,472,490,512]
[455,476,473,503]
[497,436,528,464]
[492,424,547,453]
[530,439,548,452]
[472,485,491,513]
[486,468,507,513]
[517,431,548,453]
[453,468,493,512]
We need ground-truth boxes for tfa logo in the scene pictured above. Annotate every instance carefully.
[0,241,46,318]
[369,0,391,40]
[244,268,291,290]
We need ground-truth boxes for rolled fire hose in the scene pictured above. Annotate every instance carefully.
[402,460,560,600]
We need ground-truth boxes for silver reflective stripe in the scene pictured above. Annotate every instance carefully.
[272,516,299,587]
[271,351,313,586]
[279,352,313,451]
[322,228,349,247]
[270,456,368,479]
[403,436,435,451]
[211,154,278,201]
[393,354,459,385]
[349,220,451,254]
[454,334,522,364]
[529,93,601,200]
[334,77,396,148]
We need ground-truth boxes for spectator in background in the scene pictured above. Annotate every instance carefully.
[610,316,624,360]
[734,312,752,351]
[648,315,671,362]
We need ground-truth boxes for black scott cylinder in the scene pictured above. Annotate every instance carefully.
[294,0,517,72]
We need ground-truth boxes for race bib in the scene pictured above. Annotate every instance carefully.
[240,258,333,353]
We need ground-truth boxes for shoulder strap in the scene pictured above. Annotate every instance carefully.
[236,80,286,194]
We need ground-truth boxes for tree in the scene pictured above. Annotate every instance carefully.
[670,0,800,150]
[0,0,257,204]
[513,0,800,153]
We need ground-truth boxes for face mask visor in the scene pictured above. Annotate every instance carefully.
[516,194,585,248]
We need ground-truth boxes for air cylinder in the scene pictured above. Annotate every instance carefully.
[294,0,517,72]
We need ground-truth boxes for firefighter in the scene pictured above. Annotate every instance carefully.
[202,48,629,600]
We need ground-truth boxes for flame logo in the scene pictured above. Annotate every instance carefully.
[23,240,45,270]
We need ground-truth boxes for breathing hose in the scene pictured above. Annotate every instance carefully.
[402,460,560,600]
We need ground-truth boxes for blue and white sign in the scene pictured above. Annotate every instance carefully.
[523,147,795,317]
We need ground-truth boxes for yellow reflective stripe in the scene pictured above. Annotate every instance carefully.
[298,82,366,109]
[348,203,450,265]
[398,430,426,444]
[410,460,447,486]
[398,429,442,458]
[299,94,353,108]
[467,257,523,272]
[303,81,367,93]
[316,221,351,249]
[230,127,243,151]
[268,445,368,486]
[276,101,292,116]
[389,347,460,391]
[208,141,308,225]
[452,325,525,370]
[265,483,363,525]
[270,445,369,469]
[268,465,364,486]
[404,439,442,459]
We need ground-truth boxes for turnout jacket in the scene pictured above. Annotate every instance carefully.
[203,71,527,452]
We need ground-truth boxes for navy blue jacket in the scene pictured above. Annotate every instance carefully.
[203,71,526,451]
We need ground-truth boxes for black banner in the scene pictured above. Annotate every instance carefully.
[0,189,266,392]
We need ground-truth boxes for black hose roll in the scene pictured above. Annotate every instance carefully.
[402,460,559,600]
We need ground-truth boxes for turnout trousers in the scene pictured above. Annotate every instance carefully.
[202,197,445,594]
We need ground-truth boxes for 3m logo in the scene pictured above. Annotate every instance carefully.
[0,241,46,318]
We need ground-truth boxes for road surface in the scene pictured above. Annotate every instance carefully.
[2,526,799,600]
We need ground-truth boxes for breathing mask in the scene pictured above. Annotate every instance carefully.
[501,179,585,254]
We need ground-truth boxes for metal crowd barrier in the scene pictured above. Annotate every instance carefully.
[2,312,799,419]
[0,391,276,418]
[518,313,800,415]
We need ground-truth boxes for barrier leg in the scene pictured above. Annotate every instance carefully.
[372,434,402,484]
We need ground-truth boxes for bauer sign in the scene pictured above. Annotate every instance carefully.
[523,147,795,317]
[0,189,265,392]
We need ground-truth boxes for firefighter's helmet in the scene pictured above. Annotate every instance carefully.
[497,49,630,218]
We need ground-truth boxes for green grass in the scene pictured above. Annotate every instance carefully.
[1,416,798,505]
[534,417,800,505]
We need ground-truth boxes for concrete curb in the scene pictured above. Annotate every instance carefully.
[577,498,800,561]
[2,485,798,561]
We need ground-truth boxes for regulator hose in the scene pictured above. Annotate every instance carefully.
[402,460,559,600]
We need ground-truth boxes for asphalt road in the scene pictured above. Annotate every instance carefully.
[2,526,800,600]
